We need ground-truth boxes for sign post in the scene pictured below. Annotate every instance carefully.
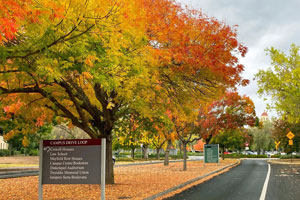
[204,144,219,165]
[286,132,295,162]
[39,139,105,199]
[101,138,106,200]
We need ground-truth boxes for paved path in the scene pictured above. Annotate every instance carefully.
[165,159,268,200]
[165,159,300,200]
[266,163,300,200]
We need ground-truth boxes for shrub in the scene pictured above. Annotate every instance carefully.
[224,153,267,158]
[280,154,300,159]
[13,150,21,155]
[0,149,10,157]
[271,154,280,158]
[28,149,39,156]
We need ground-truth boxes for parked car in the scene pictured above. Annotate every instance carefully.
[246,151,257,155]
[112,156,116,165]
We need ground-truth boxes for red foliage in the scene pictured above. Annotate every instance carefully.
[198,91,256,142]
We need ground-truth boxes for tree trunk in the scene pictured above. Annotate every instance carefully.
[205,135,212,144]
[164,140,171,166]
[183,142,187,171]
[178,140,182,154]
[105,136,114,184]
[131,146,135,159]
[157,148,160,159]
[143,144,148,159]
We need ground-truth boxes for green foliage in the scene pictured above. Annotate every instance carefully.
[28,149,39,156]
[272,119,300,152]
[211,129,246,151]
[0,149,10,157]
[256,44,300,123]
[224,153,267,158]
[279,154,300,159]
[249,121,274,154]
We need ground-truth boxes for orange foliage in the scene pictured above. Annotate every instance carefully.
[143,0,248,88]
[194,140,206,151]
[0,0,64,42]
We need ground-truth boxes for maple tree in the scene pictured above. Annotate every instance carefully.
[200,91,256,144]
[0,0,249,183]
[256,44,300,123]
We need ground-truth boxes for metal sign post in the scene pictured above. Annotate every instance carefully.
[101,138,106,200]
[38,141,43,200]
[286,132,295,163]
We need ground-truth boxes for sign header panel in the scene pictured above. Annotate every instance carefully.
[43,139,101,146]
[204,144,219,163]
[42,139,101,184]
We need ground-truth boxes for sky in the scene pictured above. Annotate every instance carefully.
[177,0,300,119]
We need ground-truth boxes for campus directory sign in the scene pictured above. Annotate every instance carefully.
[39,139,106,200]
[42,139,101,184]
[204,144,219,163]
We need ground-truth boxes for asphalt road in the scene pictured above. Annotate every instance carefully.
[164,159,300,200]
[266,163,300,200]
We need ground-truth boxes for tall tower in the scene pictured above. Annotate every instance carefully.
[261,111,269,123]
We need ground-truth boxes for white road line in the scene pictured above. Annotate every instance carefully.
[259,163,271,200]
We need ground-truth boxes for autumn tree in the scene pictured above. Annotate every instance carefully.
[0,0,249,183]
[166,109,201,170]
[0,0,153,184]
[150,126,167,159]
[256,44,300,123]
[200,91,256,143]
[114,112,142,159]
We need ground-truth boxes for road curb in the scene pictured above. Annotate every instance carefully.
[144,160,240,200]
[268,160,300,165]
[115,159,201,167]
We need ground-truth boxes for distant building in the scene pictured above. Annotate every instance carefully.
[0,127,8,150]
[260,111,269,123]
[0,136,8,150]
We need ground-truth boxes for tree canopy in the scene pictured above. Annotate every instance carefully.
[0,0,249,183]
[256,44,300,123]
